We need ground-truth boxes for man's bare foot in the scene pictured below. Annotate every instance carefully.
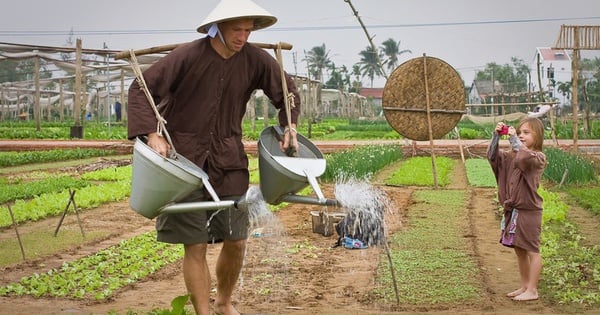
[506,288,525,297]
[512,290,539,301]
[214,302,241,315]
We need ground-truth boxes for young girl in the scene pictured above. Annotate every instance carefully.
[487,117,547,301]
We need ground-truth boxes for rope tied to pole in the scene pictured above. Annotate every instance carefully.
[128,49,176,158]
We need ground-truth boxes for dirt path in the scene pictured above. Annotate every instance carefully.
[0,159,597,314]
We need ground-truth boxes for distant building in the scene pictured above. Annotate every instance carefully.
[358,87,384,115]
[528,47,571,106]
[468,80,503,105]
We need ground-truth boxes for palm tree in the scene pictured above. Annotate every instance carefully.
[304,44,333,83]
[380,38,411,72]
[557,81,572,103]
[357,45,384,87]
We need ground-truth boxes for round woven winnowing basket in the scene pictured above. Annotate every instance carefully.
[382,56,465,141]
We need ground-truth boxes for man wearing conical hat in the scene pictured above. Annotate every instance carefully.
[127,0,300,314]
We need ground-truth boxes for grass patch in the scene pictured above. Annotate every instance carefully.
[465,158,497,188]
[0,229,108,267]
[375,190,483,305]
[385,156,454,187]
[565,186,600,216]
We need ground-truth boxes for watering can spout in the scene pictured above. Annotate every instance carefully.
[279,194,339,207]
[234,194,250,212]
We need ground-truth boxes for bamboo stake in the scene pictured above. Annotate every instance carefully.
[114,41,293,60]
[422,54,439,189]
[8,204,26,260]
[455,127,466,164]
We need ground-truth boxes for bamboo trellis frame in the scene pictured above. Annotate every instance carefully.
[552,25,600,151]
[553,25,600,50]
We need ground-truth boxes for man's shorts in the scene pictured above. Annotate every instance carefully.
[155,191,249,244]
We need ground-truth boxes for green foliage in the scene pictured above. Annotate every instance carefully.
[457,127,482,139]
[375,190,482,304]
[0,232,183,300]
[0,148,117,167]
[540,188,568,224]
[0,121,127,140]
[538,188,600,308]
[321,144,403,182]
[543,147,598,185]
[0,180,130,227]
[0,175,89,204]
[80,165,132,181]
[566,186,600,215]
[385,156,454,186]
[464,158,497,187]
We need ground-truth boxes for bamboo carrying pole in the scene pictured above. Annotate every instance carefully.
[114,41,293,60]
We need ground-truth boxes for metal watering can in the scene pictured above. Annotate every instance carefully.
[129,127,337,220]
[257,126,338,207]
[129,138,247,219]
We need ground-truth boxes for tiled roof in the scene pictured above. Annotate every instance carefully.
[537,47,571,61]
[358,87,384,98]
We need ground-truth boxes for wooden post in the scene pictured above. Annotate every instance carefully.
[34,55,41,131]
[422,54,439,189]
[572,45,579,151]
[7,205,26,260]
[75,39,82,125]
[455,127,466,164]
[59,79,64,122]
[54,189,85,238]
[120,67,126,122]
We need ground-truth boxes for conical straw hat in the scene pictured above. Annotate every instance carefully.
[196,0,277,34]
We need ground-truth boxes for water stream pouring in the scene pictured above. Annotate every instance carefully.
[257,126,338,207]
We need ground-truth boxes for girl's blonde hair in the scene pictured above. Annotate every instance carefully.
[517,117,544,151]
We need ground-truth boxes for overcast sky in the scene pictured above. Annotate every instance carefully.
[1,0,599,87]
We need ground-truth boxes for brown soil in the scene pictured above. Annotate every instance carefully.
[0,160,599,315]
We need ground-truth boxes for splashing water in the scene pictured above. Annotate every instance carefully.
[333,177,391,246]
[244,185,285,237]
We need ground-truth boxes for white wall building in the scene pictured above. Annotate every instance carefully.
[528,47,572,106]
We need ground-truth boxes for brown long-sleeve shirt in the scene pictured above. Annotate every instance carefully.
[127,38,300,196]
[487,133,546,211]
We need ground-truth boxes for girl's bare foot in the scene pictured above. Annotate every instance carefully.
[506,288,525,297]
[214,302,241,315]
[512,290,539,301]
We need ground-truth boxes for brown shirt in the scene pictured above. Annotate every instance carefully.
[127,38,300,196]
[487,133,546,211]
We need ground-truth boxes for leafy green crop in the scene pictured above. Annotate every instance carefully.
[0,148,117,167]
[385,156,454,186]
[0,175,88,204]
[321,144,403,182]
[543,147,598,185]
[0,180,130,227]
[0,232,183,300]
[375,190,482,305]
[80,165,132,181]
[539,188,600,309]
[464,158,497,187]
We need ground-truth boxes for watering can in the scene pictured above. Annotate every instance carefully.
[129,126,338,220]
[129,137,249,219]
[257,126,338,207]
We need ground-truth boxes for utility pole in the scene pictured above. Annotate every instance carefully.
[343,0,388,80]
